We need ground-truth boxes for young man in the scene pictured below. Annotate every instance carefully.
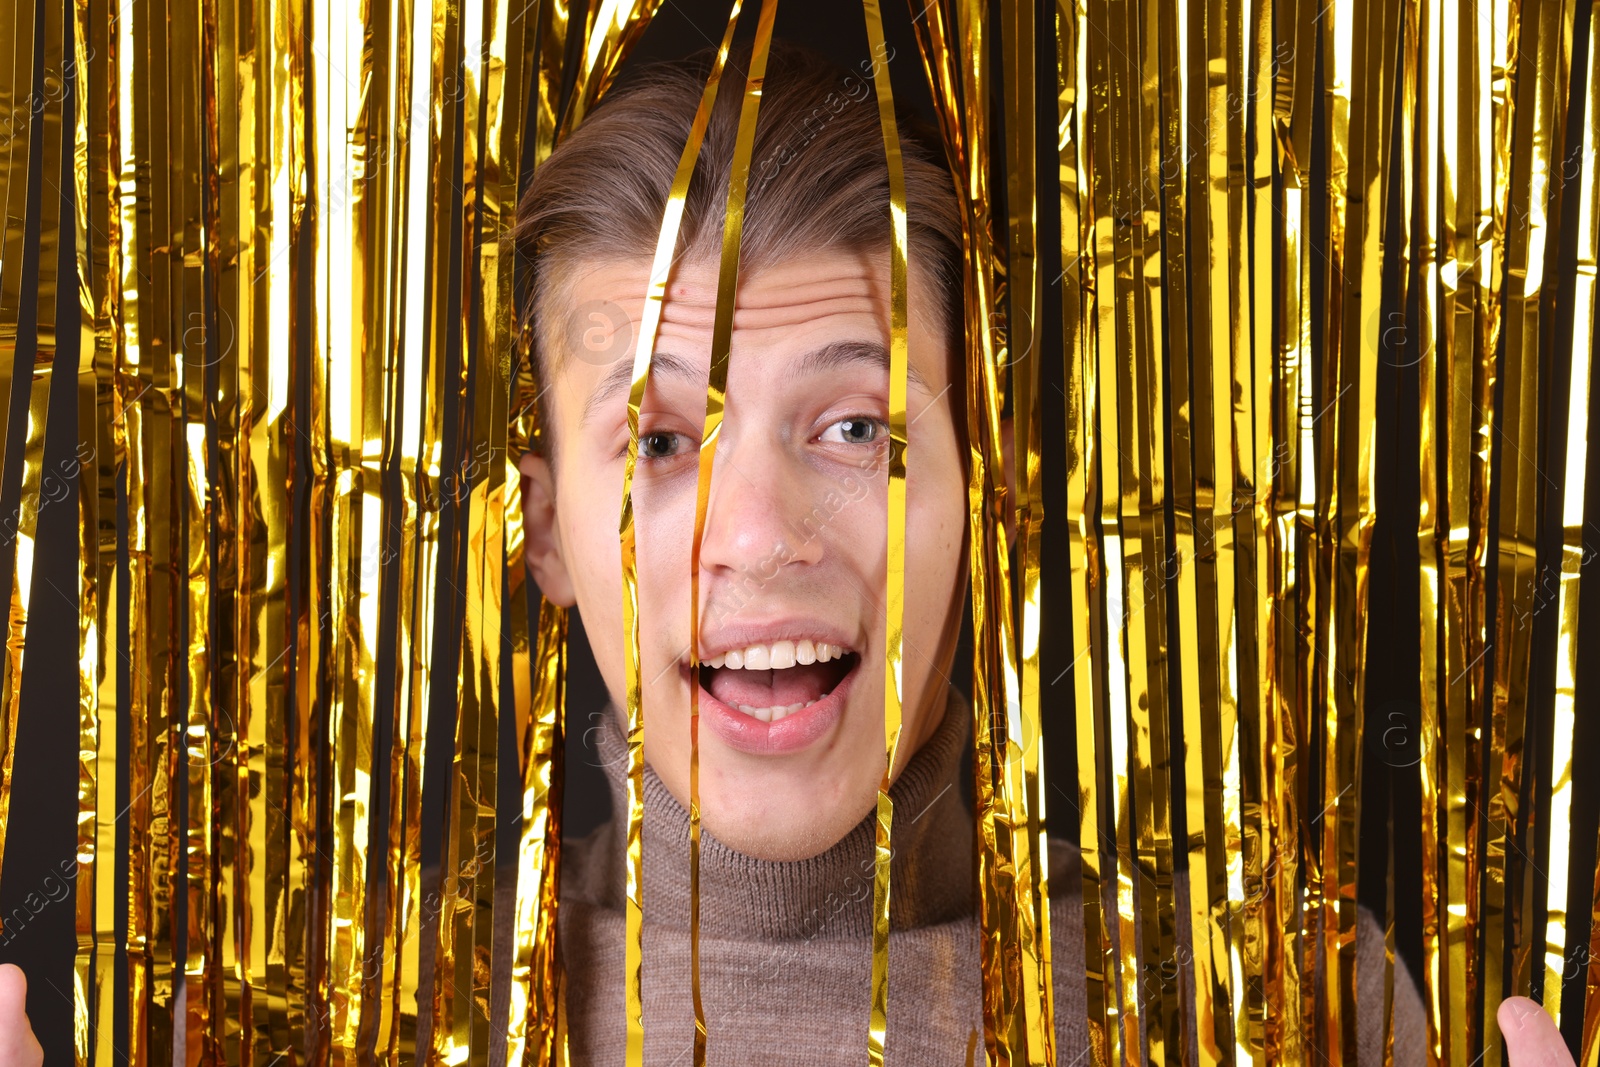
[511,40,1439,1066]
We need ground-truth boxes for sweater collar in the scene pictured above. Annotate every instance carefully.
[586,686,975,941]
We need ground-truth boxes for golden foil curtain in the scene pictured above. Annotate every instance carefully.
[0,0,1594,1065]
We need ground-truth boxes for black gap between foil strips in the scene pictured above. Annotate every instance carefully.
[0,0,87,1061]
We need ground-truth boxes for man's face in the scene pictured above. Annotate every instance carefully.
[519,249,967,861]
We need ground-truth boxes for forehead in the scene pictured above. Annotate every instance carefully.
[539,249,953,424]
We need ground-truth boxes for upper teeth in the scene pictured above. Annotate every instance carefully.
[703,639,848,670]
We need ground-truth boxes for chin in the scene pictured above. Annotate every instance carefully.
[698,760,883,862]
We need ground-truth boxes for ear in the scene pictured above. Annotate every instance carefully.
[518,451,577,607]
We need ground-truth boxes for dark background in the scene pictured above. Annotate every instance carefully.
[3,0,1599,1063]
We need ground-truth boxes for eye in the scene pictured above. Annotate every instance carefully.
[639,430,689,460]
[819,417,886,445]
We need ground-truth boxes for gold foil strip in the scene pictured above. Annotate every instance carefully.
[559,0,666,139]
[1167,0,1250,1056]
[1051,2,1119,1063]
[202,0,249,1056]
[382,0,442,1042]
[70,0,109,1055]
[975,8,1029,1052]
[82,0,124,1059]
[662,6,754,1064]
[177,0,219,1050]
[392,0,457,1052]
[1414,0,1449,1059]
[1488,3,1577,1058]
[1239,0,1276,1055]
[508,600,568,1067]
[1384,0,1422,1058]
[279,0,315,1053]
[301,0,337,1042]
[1315,0,1399,1061]
[1420,1,1522,1063]
[439,0,491,1048]
[143,0,184,1055]
[114,0,155,1057]
[504,0,582,1061]
[614,2,773,1060]
[1267,0,1316,1059]
[906,2,1032,1059]
[499,0,586,1046]
[1542,0,1600,1025]
[1078,2,1143,1061]
[435,0,515,1054]
[312,0,384,1056]
[1242,0,1286,1059]
[416,0,468,1053]
[459,0,522,1055]
[1109,0,1183,1059]
[983,6,1033,1061]
[859,2,909,1062]
[576,0,748,1049]
[998,0,1053,1060]
[486,0,538,1059]
[228,0,293,1039]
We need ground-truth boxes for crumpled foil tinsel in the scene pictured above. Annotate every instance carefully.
[0,0,1594,1064]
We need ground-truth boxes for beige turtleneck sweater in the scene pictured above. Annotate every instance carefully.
[548,691,1425,1064]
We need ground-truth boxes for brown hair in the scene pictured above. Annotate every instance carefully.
[514,39,964,416]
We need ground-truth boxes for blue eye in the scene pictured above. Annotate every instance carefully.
[820,417,884,445]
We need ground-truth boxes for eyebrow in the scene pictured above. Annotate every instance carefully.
[580,340,931,425]
[581,351,702,426]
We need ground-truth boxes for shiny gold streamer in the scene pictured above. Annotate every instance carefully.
[395,0,465,1055]
[317,0,381,1056]
[859,0,909,1062]
[1051,4,1118,1063]
[616,3,774,1062]
[907,2,1036,1061]
[81,0,122,1061]
[1489,4,1578,1061]
[1168,0,1249,1058]
[1543,0,1600,1027]
[664,6,755,1065]
[507,600,567,1067]
[601,0,774,1062]
[1316,0,1399,1062]
[71,0,109,1056]
[1266,0,1317,1060]
[998,0,1052,1061]
[505,0,582,1062]
[420,0,477,1057]
[204,0,249,1056]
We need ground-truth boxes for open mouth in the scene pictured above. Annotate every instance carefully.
[698,639,860,723]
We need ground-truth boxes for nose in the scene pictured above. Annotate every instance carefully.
[696,426,825,581]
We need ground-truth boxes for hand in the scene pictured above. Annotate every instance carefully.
[0,965,41,1067]
[1501,996,1576,1067]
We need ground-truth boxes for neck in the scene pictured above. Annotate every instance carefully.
[585,687,975,940]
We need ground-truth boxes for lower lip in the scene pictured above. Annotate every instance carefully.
[695,664,856,755]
